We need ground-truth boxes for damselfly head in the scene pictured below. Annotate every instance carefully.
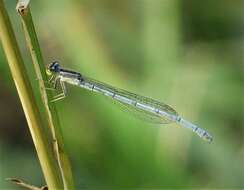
[47,61,60,75]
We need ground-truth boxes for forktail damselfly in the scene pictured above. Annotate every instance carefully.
[47,61,213,143]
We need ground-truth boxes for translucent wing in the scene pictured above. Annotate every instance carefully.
[83,77,179,124]
[111,99,174,124]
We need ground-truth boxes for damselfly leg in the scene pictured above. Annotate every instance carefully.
[44,74,57,91]
[50,78,67,102]
[46,74,67,102]
[48,74,55,83]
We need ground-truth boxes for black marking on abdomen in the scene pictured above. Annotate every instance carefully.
[77,73,83,81]
[176,117,181,122]
[60,69,83,81]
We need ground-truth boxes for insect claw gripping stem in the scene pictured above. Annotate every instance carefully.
[35,77,55,91]
[50,92,66,102]
[45,87,56,91]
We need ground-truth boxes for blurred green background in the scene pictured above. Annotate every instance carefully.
[0,0,243,189]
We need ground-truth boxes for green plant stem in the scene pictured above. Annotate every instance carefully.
[0,1,62,189]
[16,1,75,189]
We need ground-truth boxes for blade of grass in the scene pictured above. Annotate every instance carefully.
[0,0,63,189]
[16,1,75,190]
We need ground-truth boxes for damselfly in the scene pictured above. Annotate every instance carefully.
[46,61,213,143]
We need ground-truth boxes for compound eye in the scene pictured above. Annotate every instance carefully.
[54,64,59,70]
[49,61,60,72]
